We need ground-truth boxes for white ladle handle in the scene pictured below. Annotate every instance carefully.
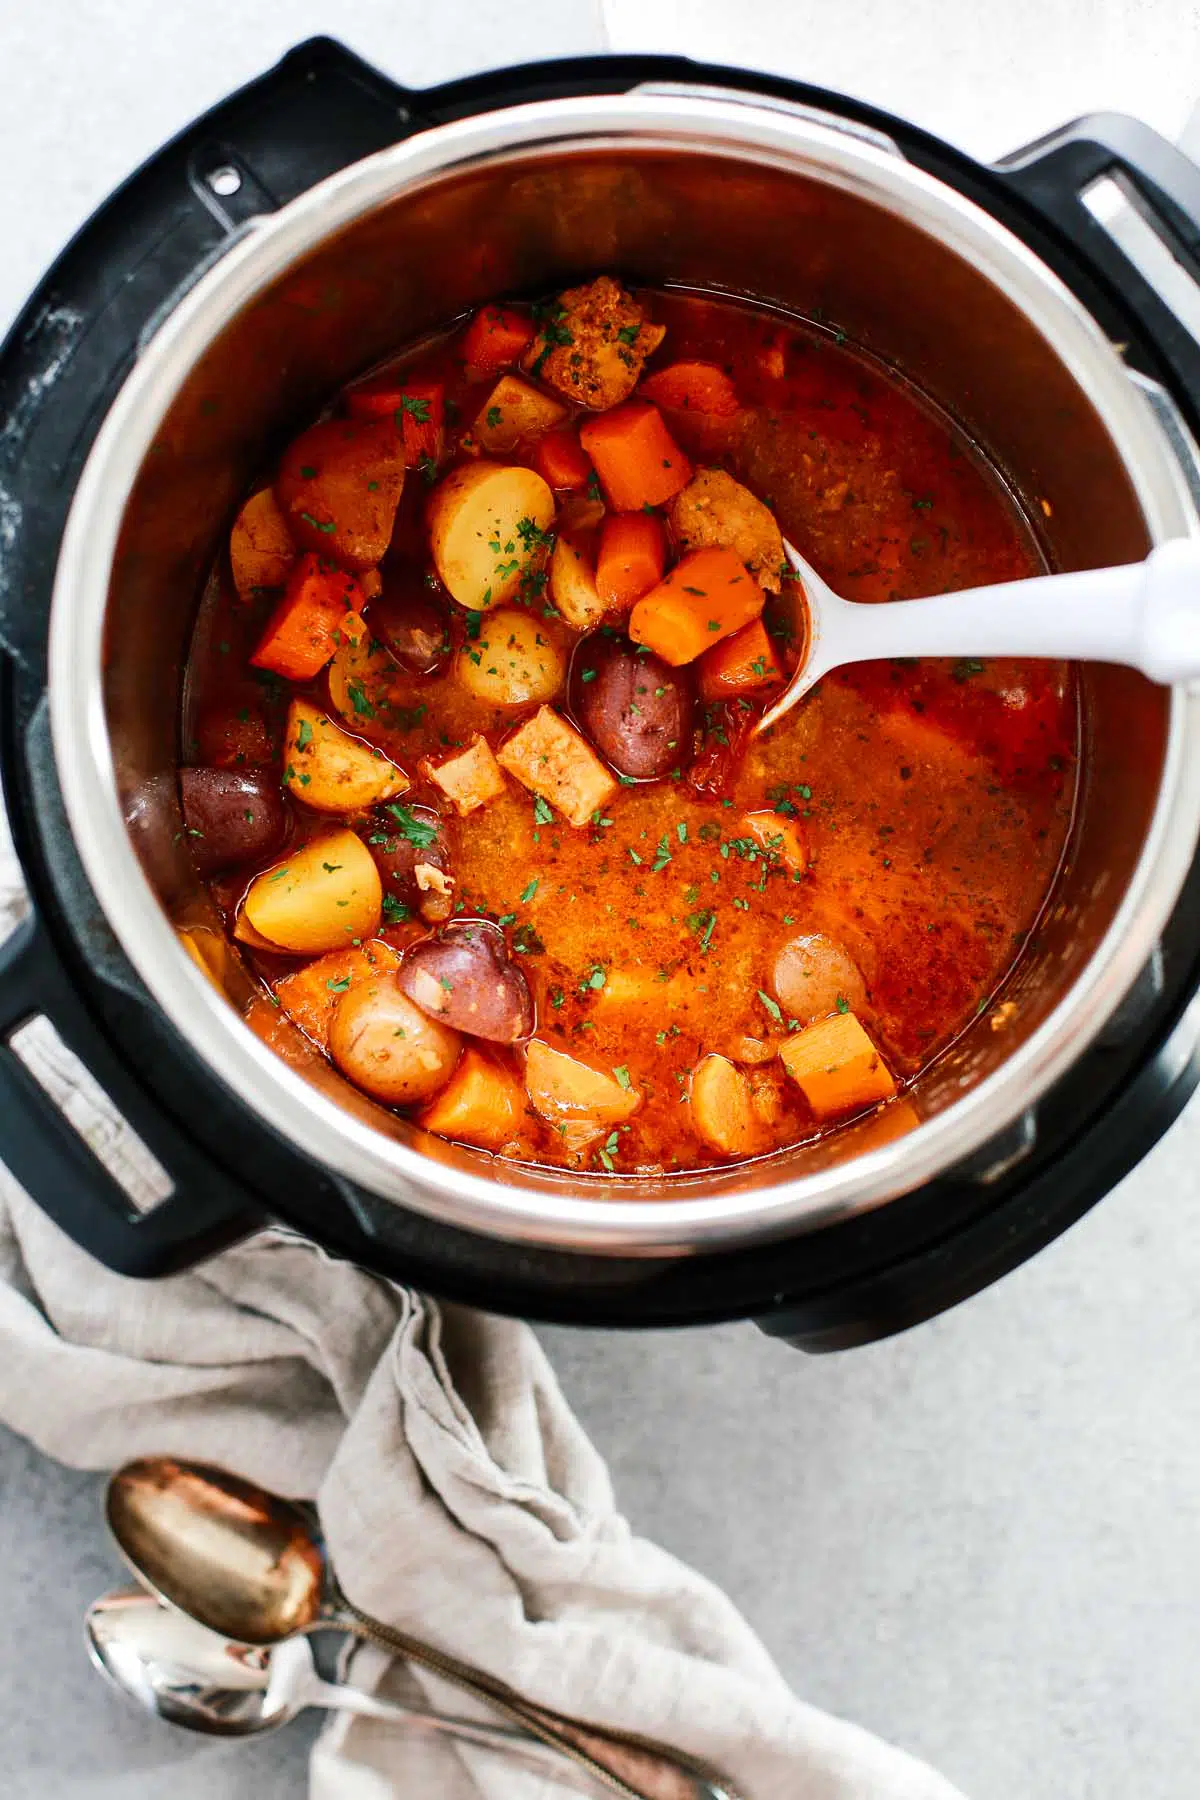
[823,538,1200,685]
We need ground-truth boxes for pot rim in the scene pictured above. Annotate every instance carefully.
[48,92,1200,1254]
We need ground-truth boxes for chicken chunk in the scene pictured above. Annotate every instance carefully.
[524,277,666,411]
[424,735,507,816]
[496,706,617,828]
[668,468,785,592]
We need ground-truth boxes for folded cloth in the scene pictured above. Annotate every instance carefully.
[0,825,964,1799]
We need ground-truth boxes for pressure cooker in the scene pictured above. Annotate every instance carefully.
[3,39,1200,1349]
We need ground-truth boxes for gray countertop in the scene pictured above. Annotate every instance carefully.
[2,7,1200,1797]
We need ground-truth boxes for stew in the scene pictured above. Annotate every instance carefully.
[179,280,1077,1176]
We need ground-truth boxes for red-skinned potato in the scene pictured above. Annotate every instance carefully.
[329,974,461,1105]
[572,635,694,779]
[179,768,289,875]
[366,803,453,923]
[398,919,533,1043]
[367,565,452,675]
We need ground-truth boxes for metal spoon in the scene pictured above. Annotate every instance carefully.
[105,1457,731,1800]
[759,536,1200,732]
[86,1586,549,1758]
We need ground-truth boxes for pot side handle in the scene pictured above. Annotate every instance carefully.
[997,113,1200,416]
[0,907,266,1276]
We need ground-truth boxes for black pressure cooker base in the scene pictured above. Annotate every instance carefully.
[3,39,1200,1348]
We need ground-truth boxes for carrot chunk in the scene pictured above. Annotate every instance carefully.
[418,1046,525,1149]
[628,548,764,666]
[640,361,740,416]
[698,619,784,699]
[594,513,666,609]
[532,426,593,492]
[250,554,363,681]
[578,402,691,512]
[274,942,401,1052]
[778,1011,896,1119]
[460,305,536,374]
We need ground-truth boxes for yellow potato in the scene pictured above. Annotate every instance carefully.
[325,611,392,730]
[454,608,565,708]
[237,829,381,955]
[524,1039,639,1155]
[283,698,408,814]
[689,1053,763,1157]
[549,533,605,631]
[229,487,294,601]
[329,976,461,1105]
[427,462,554,611]
[471,376,566,453]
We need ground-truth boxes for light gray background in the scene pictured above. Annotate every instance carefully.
[2,5,1200,1798]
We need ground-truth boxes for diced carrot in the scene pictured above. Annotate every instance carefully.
[698,619,784,699]
[418,1046,525,1149]
[628,547,764,666]
[578,402,691,513]
[274,942,401,1052]
[345,375,444,467]
[741,810,807,873]
[532,426,593,491]
[594,513,666,609]
[640,361,740,417]
[460,305,536,374]
[778,1011,896,1120]
[397,378,444,467]
[250,554,363,681]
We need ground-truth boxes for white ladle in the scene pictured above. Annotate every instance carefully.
[759,537,1200,732]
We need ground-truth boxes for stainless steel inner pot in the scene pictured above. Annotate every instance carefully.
[48,92,1200,1253]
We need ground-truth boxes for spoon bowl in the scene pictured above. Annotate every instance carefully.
[106,1456,326,1645]
[760,535,1200,733]
[86,1588,279,1736]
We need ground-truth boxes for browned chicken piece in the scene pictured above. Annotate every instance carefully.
[667,467,785,592]
[524,276,666,411]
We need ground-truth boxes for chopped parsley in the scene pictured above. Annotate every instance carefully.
[399,393,432,423]
[325,976,352,993]
[952,658,986,682]
[299,511,336,535]
[835,993,851,1013]
[533,795,555,825]
[485,405,503,429]
[520,877,540,903]
[295,717,314,752]
[613,1065,632,1089]
[382,895,411,923]
[386,804,439,849]
[757,989,783,1023]
[346,682,376,718]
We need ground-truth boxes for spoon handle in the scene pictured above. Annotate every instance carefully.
[336,1600,734,1800]
[821,539,1200,684]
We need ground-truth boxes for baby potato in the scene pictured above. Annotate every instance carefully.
[454,608,565,708]
[329,975,461,1105]
[237,828,382,955]
[773,932,867,1024]
[283,698,408,814]
[229,488,294,601]
[427,462,554,611]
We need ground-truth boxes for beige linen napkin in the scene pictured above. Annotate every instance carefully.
[0,822,964,1800]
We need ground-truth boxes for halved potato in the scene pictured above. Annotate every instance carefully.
[229,488,295,601]
[454,608,566,707]
[471,376,566,453]
[524,1039,639,1155]
[283,698,407,814]
[236,828,382,955]
[325,611,390,729]
[427,463,555,610]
